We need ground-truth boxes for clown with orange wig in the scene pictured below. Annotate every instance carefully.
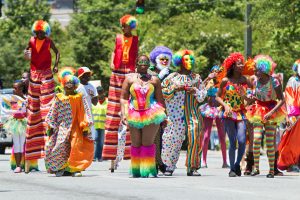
[161,50,209,176]
[23,20,60,173]
[45,67,94,177]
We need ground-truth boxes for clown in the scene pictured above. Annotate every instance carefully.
[45,67,94,177]
[215,52,252,177]
[102,15,139,170]
[24,20,60,173]
[161,50,208,176]
[245,55,285,178]
[200,65,228,169]
[278,59,300,173]
[149,46,173,81]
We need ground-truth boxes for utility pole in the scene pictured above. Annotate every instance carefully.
[244,2,252,58]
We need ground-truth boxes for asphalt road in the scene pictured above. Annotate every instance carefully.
[0,150,299,200]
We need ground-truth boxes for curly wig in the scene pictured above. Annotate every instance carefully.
[254,55,276,76]
[31,20,51,37]
[172,49,195,68]
[120,15,138,29]
[149,46,173,66]
[222,52,244,71]
[58,67,80,89]
[292,59,300,72]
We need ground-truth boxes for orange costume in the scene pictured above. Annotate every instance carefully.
[45,93,94,173]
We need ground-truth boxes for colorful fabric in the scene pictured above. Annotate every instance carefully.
[220,81,247,121]
[26,69,55,160]
[29,37,52,71]
[114,123,127,168]
[200,103,221,119]
[278,119,300,170]
[161,72,206,171]
[45,93,93,173]
[92,98,107,129]
[122,36,133,63]
[4,118,27,136]
[10,147,38,171]
[130,146,141,177]
[285,76,300,117]
[102,67,133,160]
[127,83,166,129]
[254,76,280,102]
[113,34,138,71]
[246,100,286,124]
[140,144,157,177]
[253,123,276,174]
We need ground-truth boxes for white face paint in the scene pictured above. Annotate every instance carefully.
[155,54,171,71]
[297,64,300,76]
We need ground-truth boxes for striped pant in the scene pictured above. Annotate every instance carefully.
[102,68,133,160]
[25,69,55,160]
[253,123,276,174]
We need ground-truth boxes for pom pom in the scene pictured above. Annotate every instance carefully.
[120,15,138,29]
[254,55,276,75]
[31,20,51,37]
[292,59,300,72]
[222,52,244,71]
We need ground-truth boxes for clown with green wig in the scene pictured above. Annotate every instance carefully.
[161,50,212,176]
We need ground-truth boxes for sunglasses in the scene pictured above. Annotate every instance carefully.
[137,60,150,66]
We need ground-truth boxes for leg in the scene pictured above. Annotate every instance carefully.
[235,120,246,168]
[94,129,100,160]
[129,126,142,177]
[244,121,254,175]
[265,123,276,177]
[98,129,105,160]
[224,119,237,172]
[252,123,263,175]
[202,118,213,167]
[216,118,228,167]
[140,124,160,177]
[115,124,127,168]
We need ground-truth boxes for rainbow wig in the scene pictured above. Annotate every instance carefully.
[292,59,300,72]
[254,55,276,75]
[31,20,51,37]
[120,15,138,29]
[58,67,80,89]
[149,46,173,66]
[172,49,195,67]
[222,52,244,71]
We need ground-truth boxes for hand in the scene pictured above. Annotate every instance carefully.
[263,111,273,122]
[158,67,170,80]
[224,105,232,116]
[174,85,185,91]
[110,63,115,70]
[88,89,94,97]
[237,86,246,97]
[53,65,58,74]
[161,119,168,129]
[208,72,217,79]
[121,114,127,126]
[24,49,31,60]
[185,87,197,94]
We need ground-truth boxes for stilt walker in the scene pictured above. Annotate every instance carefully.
[102,15,139,168]
[24,20,60,172]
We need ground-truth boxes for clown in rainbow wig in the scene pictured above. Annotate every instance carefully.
[215,52,253,177]
[45,67,94,177]
[102,15,139,166]
[161,50,210,176]
[199,65,229,169]
[23,20,60,173]
[277,59,300,173]
[245,55,285,178]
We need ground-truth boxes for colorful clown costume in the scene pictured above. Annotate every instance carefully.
[45,93,94,173]
[161,72,207,173]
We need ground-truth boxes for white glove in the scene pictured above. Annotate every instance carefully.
[158,67,170,80]
[24,49,31,60]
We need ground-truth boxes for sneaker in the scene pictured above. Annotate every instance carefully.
[55,169,65,177]
[222,163,229,168]
[72,172,82,177]
[229,170,237,177]
[201,164,208,168]
[164,171,173,176]
[251,169,260,176]
[187,169,201,176]
[266,173,274,178]
[14,167,22,173]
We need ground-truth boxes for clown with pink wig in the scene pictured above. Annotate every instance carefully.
[23,20,60,173]
[161,50,210,176]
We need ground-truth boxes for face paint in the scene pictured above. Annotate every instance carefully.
[182,55,194,70]
[137,60,150,66]
[155,54,171,71]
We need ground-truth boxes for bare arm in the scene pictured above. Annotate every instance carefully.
[50,40,60,73]
[110,52,115,70]
[153,77,166,109]
[215,78,228,108]
[120,75,132,122]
